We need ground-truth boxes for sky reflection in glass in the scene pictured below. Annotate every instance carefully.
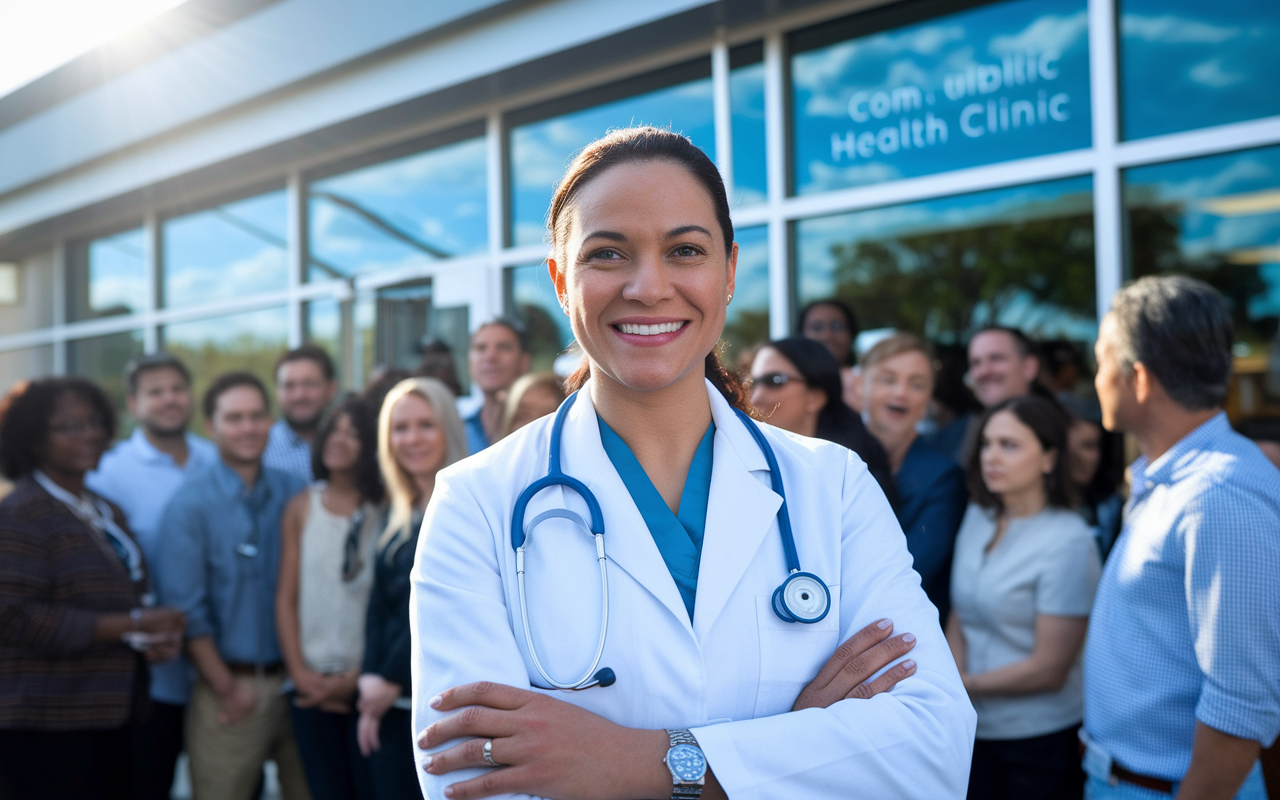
[67,228,147,321]
[1120,0,1280,140]
[163,190,288,308]
[791,0,1090,195]
[309,137,487,281]
[1126,144,1280,365]
[509,78,716,247]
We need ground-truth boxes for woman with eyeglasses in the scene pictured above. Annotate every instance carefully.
[750,336,897,504]
[359,378,467,800]
[0,378,186,800]
[797,299,862,412]
[277,395,385,800]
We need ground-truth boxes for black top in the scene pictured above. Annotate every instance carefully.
[362,510,423,696]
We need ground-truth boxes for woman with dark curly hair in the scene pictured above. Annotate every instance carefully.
[0,377,186,800]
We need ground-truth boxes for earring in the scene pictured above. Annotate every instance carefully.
[727,294,733,304]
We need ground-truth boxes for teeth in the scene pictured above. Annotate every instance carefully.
[618,322,683,336]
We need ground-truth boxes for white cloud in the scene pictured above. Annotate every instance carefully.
[1188,58,1246,88]
[802,160,903,194]
[1121,14,1239,44]
[1150,157,1274,203]
[989,11,1088,56]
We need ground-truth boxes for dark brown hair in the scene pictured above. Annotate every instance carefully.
[967,395,1075,513]
[549,126,749,412]
[311,395,385,504]
[0,377,116,480]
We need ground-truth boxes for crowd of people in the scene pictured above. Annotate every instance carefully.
[2,131,1280,800]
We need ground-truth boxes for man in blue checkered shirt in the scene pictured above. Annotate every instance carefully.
[1082,275,1280,800]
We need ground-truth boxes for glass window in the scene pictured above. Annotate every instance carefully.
[0,345,53,394]
[723,225,770,367]
[309,134,488,282]
[509,62,716,246]
[1120,0,1280,140]
[1125,144,1280,415]
[505,263,572,372]
[795,175,1096,344]
[161,307,289,425]
[791,0,1091,196]
[67,228,147,321]
[67,331,145,435]
[730,44,768,207]
[163,189,288,309]
[305,298,344,382]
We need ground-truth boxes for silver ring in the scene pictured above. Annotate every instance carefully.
[482,739,502,768]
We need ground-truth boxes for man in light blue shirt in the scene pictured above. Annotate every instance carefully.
[156,371,309,800]
[86,352,217,800]
[1083,276,1280,800]
[263,344,336,481]
[461,319,531,453]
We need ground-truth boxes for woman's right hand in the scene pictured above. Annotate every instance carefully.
[792,618,917,711]
[356,673,402,756]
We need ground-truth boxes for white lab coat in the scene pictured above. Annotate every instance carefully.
[411,380,975,799]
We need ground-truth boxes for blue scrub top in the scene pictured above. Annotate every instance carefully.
[598,418,715,620]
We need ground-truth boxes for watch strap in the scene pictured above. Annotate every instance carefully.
[665,729,704,800]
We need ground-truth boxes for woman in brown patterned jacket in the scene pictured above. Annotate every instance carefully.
[0,378,185,800]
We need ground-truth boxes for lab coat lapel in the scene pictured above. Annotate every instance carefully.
[559,388,696,635]
[693,385,782,641]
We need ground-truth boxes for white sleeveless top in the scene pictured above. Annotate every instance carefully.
[298,485,379,673]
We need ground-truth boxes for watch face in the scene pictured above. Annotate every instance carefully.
[667,744,706,782]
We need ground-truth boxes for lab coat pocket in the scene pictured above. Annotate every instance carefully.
[753,584,840,718]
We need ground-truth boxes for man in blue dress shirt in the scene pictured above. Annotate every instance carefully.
[87,353,217,800]
[461,319,531,453]
[1082,276,1280,800]
[263,345,337,482]
[157,372,310,800]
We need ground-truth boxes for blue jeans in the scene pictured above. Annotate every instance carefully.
[1085,761,1266,800]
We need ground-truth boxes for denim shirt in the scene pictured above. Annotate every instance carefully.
[156,459,306,665]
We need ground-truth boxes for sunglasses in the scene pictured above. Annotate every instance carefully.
[341,509,367,582]
[750,372,802,389]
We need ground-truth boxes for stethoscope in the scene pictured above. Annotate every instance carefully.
[510,392,832,691]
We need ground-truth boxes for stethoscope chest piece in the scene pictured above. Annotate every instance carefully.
[772,571,831,624]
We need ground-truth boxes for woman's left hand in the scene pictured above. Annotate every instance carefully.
[418,682,669,800]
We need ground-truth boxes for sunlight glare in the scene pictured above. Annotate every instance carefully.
[0,0,190,100]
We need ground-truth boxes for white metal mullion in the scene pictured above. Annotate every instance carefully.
[764,31,790,340]
[52,240,66,374]
[285,170,305,348]
[486,108,506,327]
[143,212,160,353]
[1115,115,1280,169]
[1088,0,1122,322]
[712,32,735,205]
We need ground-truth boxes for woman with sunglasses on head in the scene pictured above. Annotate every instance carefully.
[749,336,896,506]
[948,395,1101,800]
[410,127,973,800]
[359,378,468,800]
[277,395,385,800]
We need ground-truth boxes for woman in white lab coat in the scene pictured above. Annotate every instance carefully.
[410,127,975,800]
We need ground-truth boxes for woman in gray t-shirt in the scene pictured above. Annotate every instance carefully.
[947,395,1101,800]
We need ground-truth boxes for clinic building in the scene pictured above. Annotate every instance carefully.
[1,0,1278,420]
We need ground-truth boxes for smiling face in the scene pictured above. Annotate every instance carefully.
[968,330,1038,409]
[321,411,361,474]
[388,392,447,484]
[549,160,736,399]
[208,385,272,468]
[469,324,530,396]
[42,393,110,478]
[129,366,192,437]
[864,350,933,443]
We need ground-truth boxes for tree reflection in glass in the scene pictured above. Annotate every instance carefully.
[795,176,1096,346]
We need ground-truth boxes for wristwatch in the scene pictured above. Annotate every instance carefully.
[663,728,706,800]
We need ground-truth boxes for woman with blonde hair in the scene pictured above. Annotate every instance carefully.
[357,378,467,800]
[497,372,567,440]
